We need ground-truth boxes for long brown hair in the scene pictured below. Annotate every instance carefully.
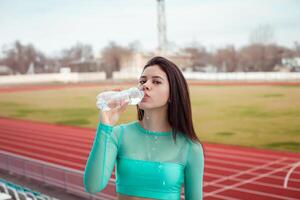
[137,56,200,143]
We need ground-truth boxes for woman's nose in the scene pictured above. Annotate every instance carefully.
[142,81,151,90]
[142,85,149,90]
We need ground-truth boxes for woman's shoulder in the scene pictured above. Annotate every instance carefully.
[183,136,204,152]
[172,132,201,148]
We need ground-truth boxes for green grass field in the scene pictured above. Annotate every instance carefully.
[0,84,300,153]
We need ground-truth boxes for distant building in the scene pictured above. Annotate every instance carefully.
[193,65,218,73]
[0,65,13,75]
[66,58,102,72]
[119,52,192,72]
[281,57,300,72]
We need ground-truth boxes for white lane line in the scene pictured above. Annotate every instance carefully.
[206,164,247,173]
[206,146,300,161]
[204,172,300,191]
[204,159,296,199]
[206,157,264,168]
[206,151,275,163]
[205,167,300,183]
[284,161,300,188]
[204,158,286,188]
[204,166,300,182]
[205,157,300,175]
[206,151,298,166]
[209,182,298,200]
[203,173,300,191]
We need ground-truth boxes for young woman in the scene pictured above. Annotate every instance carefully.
[84,56,204,200]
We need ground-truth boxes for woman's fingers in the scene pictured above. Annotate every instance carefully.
[99,87,123,94]
[114,99,128,113]
[119,101,129,113]
[112,88,123,91]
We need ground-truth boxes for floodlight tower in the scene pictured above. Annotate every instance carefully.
[156,0,167,54]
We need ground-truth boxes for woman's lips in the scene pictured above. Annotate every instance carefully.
[141,94,150,102]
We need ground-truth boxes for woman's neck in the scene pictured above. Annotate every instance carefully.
[140,108,172,132]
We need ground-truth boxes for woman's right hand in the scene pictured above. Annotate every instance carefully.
[98,88,129,126]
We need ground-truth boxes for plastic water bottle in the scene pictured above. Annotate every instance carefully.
[96,87,144,111]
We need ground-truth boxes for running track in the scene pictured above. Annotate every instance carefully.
[0,83,300,199]
[0,117,299,200]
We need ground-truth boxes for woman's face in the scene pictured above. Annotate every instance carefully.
[138,65,170,110]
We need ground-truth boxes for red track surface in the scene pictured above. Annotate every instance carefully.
[0,117,299,200]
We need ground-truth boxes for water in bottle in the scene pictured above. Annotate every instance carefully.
[96,87,144,111]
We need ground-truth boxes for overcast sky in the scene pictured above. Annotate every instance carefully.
[0,0,299,56]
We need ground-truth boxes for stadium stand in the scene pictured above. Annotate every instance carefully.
[0,178,57,200]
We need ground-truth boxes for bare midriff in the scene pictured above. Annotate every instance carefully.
[117,194,155,200]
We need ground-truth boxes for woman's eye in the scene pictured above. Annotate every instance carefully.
[139,80,160,85]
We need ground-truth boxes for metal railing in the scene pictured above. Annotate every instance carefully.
[0,150,116,200]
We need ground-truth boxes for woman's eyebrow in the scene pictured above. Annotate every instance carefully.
[140,75,164,80]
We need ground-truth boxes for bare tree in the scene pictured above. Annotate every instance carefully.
[213,45,238,72]
[182,45,212,71]
[1,41,45,74]
[60,43,94,65]
[100,42,133,79]
[238,44,289,71]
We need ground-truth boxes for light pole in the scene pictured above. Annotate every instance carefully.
[156,0,167,54]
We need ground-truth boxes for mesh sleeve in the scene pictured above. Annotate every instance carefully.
[184,141,205,200]
[84,122,123,193]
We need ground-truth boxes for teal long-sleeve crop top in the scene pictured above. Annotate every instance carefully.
[84,121,204,200]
